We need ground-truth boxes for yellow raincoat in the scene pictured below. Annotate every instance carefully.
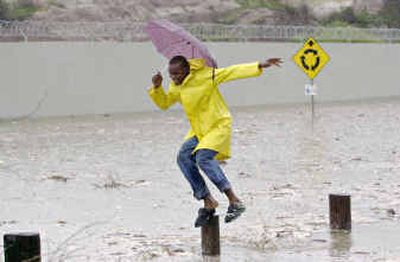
[148,58,263,160]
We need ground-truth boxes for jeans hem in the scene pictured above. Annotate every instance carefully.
[194,190,210,201]
[217,182,232,193]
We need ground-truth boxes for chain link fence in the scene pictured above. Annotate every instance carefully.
[1,21,400,43]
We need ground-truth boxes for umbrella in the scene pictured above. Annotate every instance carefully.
[145,19,217,68]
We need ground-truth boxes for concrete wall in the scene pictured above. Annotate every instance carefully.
[0,42,399,118]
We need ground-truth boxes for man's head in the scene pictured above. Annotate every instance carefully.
[169,55,190,85]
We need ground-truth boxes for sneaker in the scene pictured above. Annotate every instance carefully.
[194,208,216,228]
[224,201,246,223]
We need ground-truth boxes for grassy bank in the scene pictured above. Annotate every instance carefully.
[0,0,41,21]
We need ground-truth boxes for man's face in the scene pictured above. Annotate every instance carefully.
[169,63,189,85]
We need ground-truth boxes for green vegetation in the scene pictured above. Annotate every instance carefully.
[0,0,41,21]
[220,0,314,25]
[323,7,384,28]
[47,0,65,9]
[380,0,400,28]
[236,0,287,11]
[217,0,290,24]
[284,4,314,25]
[0,0,10,20]
[322,0,400,28]
[234,0,400,28]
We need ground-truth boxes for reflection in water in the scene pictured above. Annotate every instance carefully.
[329,231,352,258]
[295,118,326,186]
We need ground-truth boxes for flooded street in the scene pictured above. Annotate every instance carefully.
[1,98,400,261]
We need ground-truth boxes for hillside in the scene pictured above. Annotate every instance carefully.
[2,0,397,28]
[27,0,384,25]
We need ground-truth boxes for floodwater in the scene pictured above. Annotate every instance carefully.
[0,98,400,261]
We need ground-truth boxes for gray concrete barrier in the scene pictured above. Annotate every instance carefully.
[0,42,399,119]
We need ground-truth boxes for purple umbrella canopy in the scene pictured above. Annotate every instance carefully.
[145,19,217,68]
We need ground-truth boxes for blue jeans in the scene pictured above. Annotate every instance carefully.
[177,136,232,200]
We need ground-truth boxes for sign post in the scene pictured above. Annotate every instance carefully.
[293,37,330,125]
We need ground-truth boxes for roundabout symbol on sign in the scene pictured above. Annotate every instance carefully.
[293,38,330,79]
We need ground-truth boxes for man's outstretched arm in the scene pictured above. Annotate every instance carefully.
[214,58,283,85]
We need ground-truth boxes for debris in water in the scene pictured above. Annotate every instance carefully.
[95,180,128,189]
[387,209,396,216]
[93,176,150,189]
[238,172,251,178]
[312,239,327,243]
[47,175,69,182]
[0,220,17,226]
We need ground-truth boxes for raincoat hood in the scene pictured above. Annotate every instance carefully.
[177,58,210,87]
[188,58,207,71]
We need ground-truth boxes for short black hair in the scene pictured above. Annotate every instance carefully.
[169,55,190,71]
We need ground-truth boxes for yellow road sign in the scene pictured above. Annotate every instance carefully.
[293,37,330,80]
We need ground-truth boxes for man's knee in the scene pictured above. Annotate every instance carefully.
[177,149,192,165]
[195,150,215,168]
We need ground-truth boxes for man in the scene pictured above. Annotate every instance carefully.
[148,55,282,227]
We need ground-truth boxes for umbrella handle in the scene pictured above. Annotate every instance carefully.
[161,64,168,76]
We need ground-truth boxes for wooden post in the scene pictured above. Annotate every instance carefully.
[201,215,220,261]
[329,194,351,231]
[4,233,41,262]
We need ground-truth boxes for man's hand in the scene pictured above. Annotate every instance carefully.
[259,58,283,69]
[152,72,163,88]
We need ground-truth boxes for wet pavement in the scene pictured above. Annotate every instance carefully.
[1,98,400,261]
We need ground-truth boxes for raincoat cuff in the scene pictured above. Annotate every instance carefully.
[256,62,264,74]
[148,86,163,94]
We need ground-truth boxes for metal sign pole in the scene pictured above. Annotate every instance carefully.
[311,78,315,125]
